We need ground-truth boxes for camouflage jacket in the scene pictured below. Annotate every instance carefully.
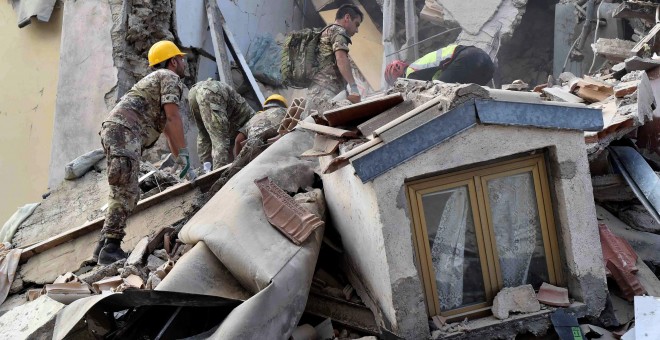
[311,24,351,94]
[189,79,254,130]
[238,106,287,141]
[104,69,184,148]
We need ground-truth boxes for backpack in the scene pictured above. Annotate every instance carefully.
[280,26,330,88]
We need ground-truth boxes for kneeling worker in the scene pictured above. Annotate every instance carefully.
[95,40,192,265]
[385,44,495,86]
[188,79,255,170]
[234,94,288,157]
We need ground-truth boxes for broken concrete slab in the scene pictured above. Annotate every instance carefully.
[125,236,149,266]
[593,38,637,63]
[617,205,660,234]
[543,87,584,103]
[491,285,541,320]
[146,255,166,273]
[0,295,64,339]
[19,183,203,284]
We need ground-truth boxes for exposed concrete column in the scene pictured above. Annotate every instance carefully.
[403,0,419,61]
[381,0,396,90]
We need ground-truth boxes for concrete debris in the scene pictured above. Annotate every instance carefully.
[0,296,64,339]
[491,285,541,320]
[593,38,637,63]
[502,79,529,91]
[125,236,149,266]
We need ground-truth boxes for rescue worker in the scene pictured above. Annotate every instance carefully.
[306,4,363,115]
[188,79,255,171]
[385,44,495,86]
[94,40,191,265]
[233,94,288,157]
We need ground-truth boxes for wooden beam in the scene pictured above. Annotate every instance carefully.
[19,164,231,262]
[205,0,232,84]
[296,121,359,138]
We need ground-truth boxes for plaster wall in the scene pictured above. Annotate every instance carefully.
[0,3,62,224]
[320,163,398,332]
[47,0,117,188]
[324,123,607,337]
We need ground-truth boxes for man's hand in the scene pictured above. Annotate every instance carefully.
[174,147,191,179]
[347,83,361,103]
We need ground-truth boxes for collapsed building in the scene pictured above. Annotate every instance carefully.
[4,0,660,339]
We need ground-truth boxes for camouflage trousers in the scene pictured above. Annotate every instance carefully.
[99,122,141,240]
[191,84,252,170]
[303,84,341,118]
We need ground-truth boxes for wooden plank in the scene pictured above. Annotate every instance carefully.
[19,165,230,262]
[222,23,266,107]
[296,121,359,138]
[205,0,232,84]
[323,93,403,127]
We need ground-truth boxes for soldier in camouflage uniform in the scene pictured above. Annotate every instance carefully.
[305,4,363,116]
[189,79,255,170]
[233,94,288,157]
[94,41,192,266]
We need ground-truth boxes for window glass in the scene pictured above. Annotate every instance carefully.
[422,186,487,311]
[486,172,549,288]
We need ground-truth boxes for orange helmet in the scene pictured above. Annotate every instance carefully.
[385,60,408,85]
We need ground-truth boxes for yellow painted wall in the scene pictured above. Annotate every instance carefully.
[0,4,62,224]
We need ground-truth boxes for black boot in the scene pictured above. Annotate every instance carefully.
[98,238,127,265]
[91,238,105,263]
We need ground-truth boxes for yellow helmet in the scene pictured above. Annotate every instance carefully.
[148,41,186,67]
[263,94,288,108]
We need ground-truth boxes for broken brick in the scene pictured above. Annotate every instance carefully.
[536,282,570,307]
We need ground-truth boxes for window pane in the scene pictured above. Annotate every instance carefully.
[487,172,549,289]
[422,186,487,311]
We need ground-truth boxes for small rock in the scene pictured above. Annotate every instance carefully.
[491,284,541,319]
[146,255,166,273]
[153,249,169,261]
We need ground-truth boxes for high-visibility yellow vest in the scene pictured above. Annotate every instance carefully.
[405,44,458,80]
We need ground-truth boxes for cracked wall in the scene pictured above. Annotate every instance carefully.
[0,2,63,225]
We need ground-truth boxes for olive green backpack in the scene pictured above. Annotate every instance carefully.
[280,26,332,88]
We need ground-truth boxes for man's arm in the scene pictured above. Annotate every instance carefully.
[335,50,356,86]
[162,103,186,157]
[335,50,360,103]
[234,132,247,157]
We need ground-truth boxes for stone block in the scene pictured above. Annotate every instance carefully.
[0,296,64,339]
[492,285,541,320]
[146,254,166,273]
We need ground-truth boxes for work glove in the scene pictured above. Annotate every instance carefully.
[174,147,192,180]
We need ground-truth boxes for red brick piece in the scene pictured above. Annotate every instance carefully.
[536,282,570,307]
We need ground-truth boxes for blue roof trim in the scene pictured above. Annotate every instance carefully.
[352,100,478,183]
[475,99,604,131]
